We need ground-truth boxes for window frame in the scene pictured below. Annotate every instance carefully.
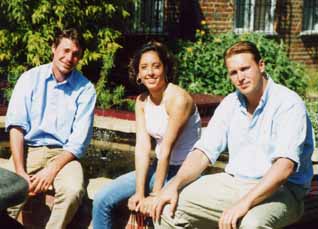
[234,0,277,35]
[301,0,318,36]
[130,0,165,35]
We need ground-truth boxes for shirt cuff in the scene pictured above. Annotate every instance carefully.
[63,145,86,159]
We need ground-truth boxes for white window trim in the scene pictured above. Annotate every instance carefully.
[234,0,276,35]
[301,1,318,36]
[132,0,164,34]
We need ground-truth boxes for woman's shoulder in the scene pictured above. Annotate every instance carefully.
[136,92,149,102]
[166,83,192,102]
[165,84,193,110]
[135,92,150,110]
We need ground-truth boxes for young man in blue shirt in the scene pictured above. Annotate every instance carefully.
[149,41,314,229]
[5,28,96,228]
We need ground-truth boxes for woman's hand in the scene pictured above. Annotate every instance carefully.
[128,193,145,211]
[139,195,157,216]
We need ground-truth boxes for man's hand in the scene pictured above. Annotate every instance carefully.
[29,164,58,194]
[219,198,251,229]
[151,185,179,223]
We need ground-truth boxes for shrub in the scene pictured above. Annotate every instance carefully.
[175,29,308,96]
[0,0,134,108]
[305,98,318,144]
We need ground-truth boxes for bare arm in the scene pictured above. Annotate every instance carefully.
[9,127,30,186]
[152,90,194,193]
[128,95,152,211]
[219,157,295,229]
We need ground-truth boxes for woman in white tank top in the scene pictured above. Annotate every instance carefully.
[92,42,201,228]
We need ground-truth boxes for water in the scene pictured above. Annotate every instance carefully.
[0,140,136,180]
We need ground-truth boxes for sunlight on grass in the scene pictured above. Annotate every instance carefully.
[305,67,318,98]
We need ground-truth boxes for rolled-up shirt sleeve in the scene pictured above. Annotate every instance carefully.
[193,96,232,165]
[5,73,32,133]
[63,84,96,158]
[270,100,313,171]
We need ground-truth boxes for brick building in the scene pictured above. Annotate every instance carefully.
[127,0,318,69]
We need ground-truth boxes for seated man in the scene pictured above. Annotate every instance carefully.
[0,167,28,228]
[150,41,314,228]
[5,28,96,229]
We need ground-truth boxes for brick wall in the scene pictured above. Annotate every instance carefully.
[166,0,318,70]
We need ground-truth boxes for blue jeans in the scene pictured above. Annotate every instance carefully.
[92,160,181,229]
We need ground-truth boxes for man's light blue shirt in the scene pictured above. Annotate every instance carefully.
[5,63,96,159]
[194,78,314,187]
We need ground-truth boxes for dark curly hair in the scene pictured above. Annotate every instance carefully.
[128,41,176,85]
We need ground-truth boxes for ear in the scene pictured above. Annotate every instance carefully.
[258,59,265,74]
[51,44,56,54]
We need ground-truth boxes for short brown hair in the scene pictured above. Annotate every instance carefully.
[52,28,85,57]
[224,41,262,64]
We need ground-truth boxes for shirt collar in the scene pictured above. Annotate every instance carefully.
[236,76,274,111]
[46,62,77,88]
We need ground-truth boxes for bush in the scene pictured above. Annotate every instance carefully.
[0,0,134,108]
[305,98,318,144]
[175,28,308,96]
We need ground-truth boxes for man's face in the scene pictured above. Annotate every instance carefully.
[226,53,265,98]
[51,38,82,79]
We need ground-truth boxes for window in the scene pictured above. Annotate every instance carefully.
[130,0,165,34]
[234,0,276,34]
[301,0,318,35]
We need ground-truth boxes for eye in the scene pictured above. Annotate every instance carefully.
[72,51,81,58]
[153,63,162,69]
[229,70,237,77]
[241,66,250,72]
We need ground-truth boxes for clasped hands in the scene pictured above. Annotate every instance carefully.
[18,165,57,197]
[127,187,179,223]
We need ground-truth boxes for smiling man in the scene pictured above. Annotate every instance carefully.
[151,41,314,229]
[5,28,96,229]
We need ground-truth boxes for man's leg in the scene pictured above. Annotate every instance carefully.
[156,173,238,229]
[239,182,306,229]
[46,148,84,229]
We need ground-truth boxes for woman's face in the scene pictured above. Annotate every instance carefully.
[138,50,166,91]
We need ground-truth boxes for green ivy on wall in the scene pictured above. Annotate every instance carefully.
[0,0,135,109]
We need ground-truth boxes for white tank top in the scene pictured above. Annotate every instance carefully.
[144,96,201,165]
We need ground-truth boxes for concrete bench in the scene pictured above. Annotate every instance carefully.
[9,159,318,228]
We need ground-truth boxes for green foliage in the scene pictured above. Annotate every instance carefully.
[305,98,318,144]
[0,0,135,108]
[175,29,308,96]
[305,68,318,98]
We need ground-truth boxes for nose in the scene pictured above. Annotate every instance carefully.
[65,52,73,62]
[237,71,245,81]
[147,67,154,75]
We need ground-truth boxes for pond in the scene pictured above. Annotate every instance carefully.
[0,139,137,180]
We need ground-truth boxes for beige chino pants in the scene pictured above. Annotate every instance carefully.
[5,146,85,229]
[156,173,306,229]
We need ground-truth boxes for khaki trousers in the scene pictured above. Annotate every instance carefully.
[5,146,85,229]
[156,173,306,229]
